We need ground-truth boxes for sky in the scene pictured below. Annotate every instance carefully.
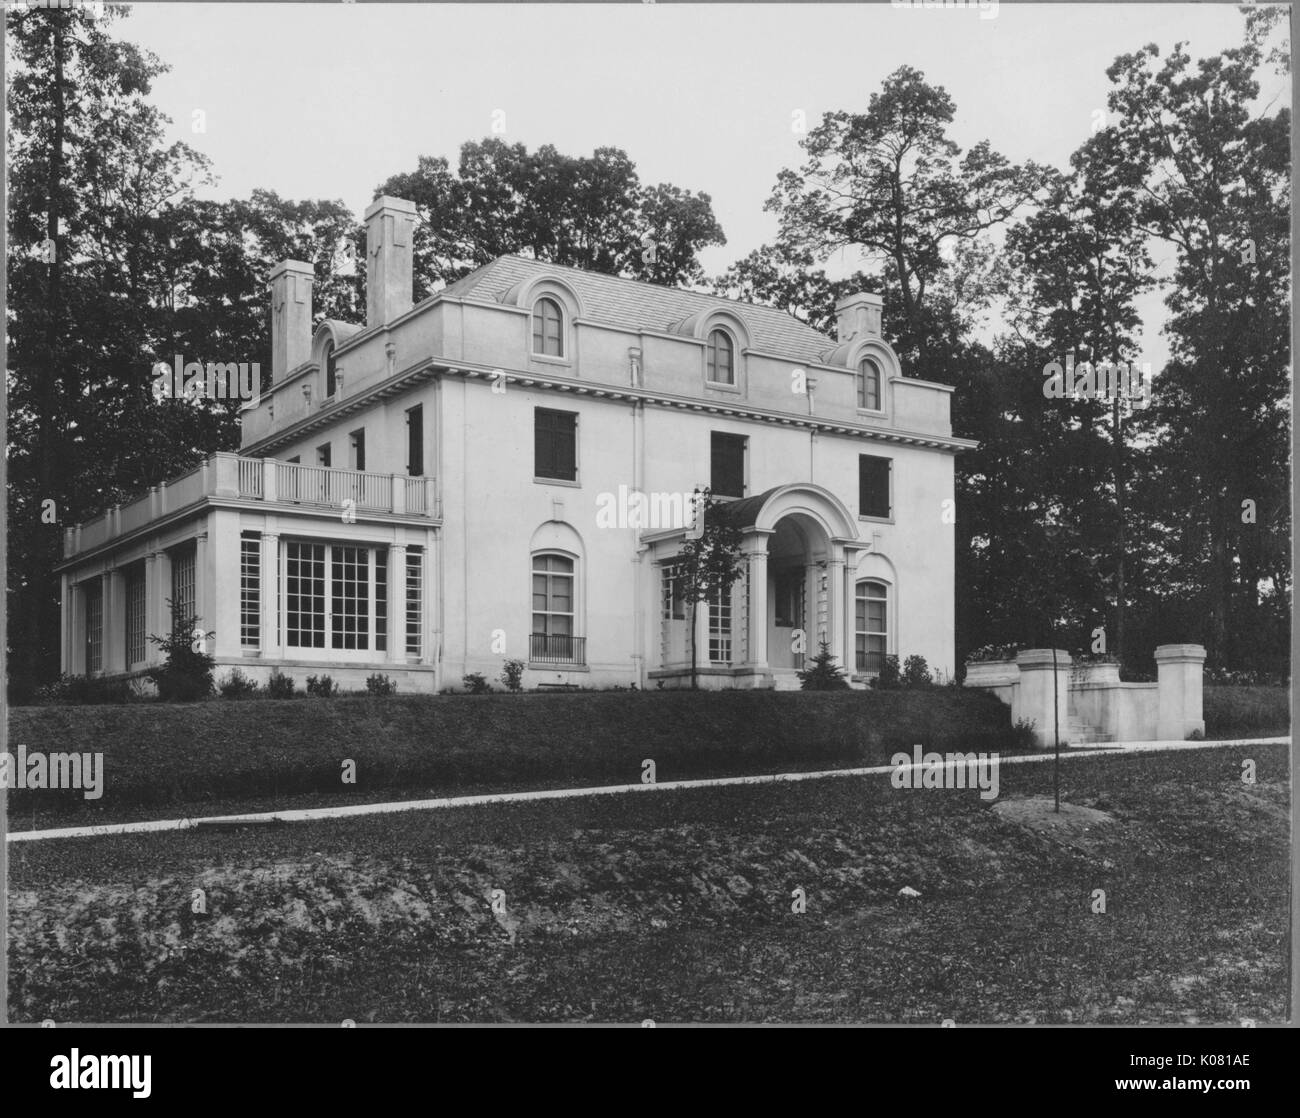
[92,1,1293,370]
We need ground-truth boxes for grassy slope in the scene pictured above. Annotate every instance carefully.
[7,689,1021,828]
[8,742,1289,1024]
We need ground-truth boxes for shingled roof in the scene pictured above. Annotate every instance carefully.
[440,255,840,365]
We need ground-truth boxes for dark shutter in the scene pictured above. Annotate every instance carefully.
[407,405,423,476]
[859,455,891,518]
[710,433,746,498]
[535,409,577,481]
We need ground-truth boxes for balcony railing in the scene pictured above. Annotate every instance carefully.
[64,452,439,558]
[529,633,586,666]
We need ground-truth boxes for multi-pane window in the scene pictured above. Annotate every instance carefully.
[125,565,146,665]
[532,553,575,647]
[375,549,388,654]
[858,357,882,411]
[706,329,735,385]
[330,545,369,650]
[532,297,564,357]
[710,432,746,498]
[708,583,732,664]
[535,408,577,481]
[859,455,892,519]
[84,581,103,673]
[406,405,423,476]
[171,545,196,628]
[661,562,686,621]
[285,541,327,648]
[405,548,423,657]
[240,535,260,648]
[855,580,888,674]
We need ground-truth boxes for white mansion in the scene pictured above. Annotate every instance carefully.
[56,196,975,692]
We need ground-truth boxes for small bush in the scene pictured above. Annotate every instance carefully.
[267,669,296,699]
[219,669,261,699]
[147,610,215,702]
[870,655,902,690]
[306,674,338,698]
[798,641,850,691]
[903,654,933,689]
[33,673,132,705]
[500,659,525,693]
[1008,718,1038,752]
[462,672,491,695]
[365,673,398,697]
[1204,686,1290,739]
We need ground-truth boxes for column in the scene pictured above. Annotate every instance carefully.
[68,581,86,676]
[59,574,70,675]
[841,547,864,678]
[145,550,168,663]
[1015,650,1072,748]
[193,532,209,647]
[387,542,407,663]
[1155,644,1207,741]
[825,555,845,673]
[743,537,769,668]
[208,512,241,660]
[260,533,281,658]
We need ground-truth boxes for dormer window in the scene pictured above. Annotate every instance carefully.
[858,356,882,411]
[532,297,564,357]
[706,329,735,385]
[324,341,337,398]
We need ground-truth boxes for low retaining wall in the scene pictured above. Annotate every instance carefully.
[964,645,1206,746]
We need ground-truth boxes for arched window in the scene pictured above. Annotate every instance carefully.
[531,552,583,664]
[532,297,564,357]
[706,328,735,385]
[855,580,888,674]
[323,341,337,398]
[858,356,882,411]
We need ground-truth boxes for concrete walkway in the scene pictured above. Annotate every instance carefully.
[6,736,1288,844]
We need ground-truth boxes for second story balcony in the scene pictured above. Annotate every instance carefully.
[63,452,440,560]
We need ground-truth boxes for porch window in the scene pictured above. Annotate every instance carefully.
[405,548,423,657]
[855,580,888,673]
[240,534,260,648]
[283,540,391,654]
[661,562,686,620]
[170,544,196,627]
[125,565,146,665]
[708,582,732,664]
[84,581,103,674]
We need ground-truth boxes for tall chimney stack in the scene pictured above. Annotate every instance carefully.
[365,195,419,328]
[834,292,883,343]
[269,260,314,382]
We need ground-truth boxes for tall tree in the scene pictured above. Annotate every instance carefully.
[375,140,725,296]
[1093,28,1290,667]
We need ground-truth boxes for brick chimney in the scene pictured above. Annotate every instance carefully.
[364,195,419,328]
[835,292,883,343]
[269,260,314,382]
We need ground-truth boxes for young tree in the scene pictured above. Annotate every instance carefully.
[674,490,745,690]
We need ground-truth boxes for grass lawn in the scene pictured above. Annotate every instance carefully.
[7,742,1289,1024]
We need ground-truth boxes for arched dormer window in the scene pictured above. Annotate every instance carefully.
[706,328,735,385]
[323,341,337,399]
[858,356,882,411]
[532,297,564,357]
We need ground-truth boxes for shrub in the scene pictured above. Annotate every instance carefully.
[33,673,132,705]
[306,674,338,698]
[903,654,933,689]
[1008,718,1038,752]
[365,673,398,697]
[798,641,850,691]
[966,644,1021,664]
[870,655,902,690]
[462,672,491,695]
[500,659,525,693]
[218,669,261,699]
[267,669,296,699]
[147,610,215,702]
[1204,686,1289,739]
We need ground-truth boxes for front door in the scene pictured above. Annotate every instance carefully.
[769,565,806,669]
